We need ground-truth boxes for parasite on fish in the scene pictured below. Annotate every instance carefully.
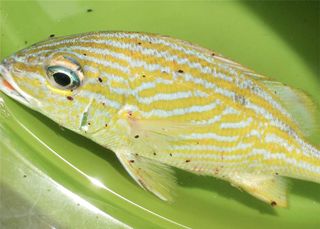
[0,31,319,207]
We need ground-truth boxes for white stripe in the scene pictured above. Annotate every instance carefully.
[132,78,173,93]
[134,90,207,104]
[68,43,234,82]
[101,71,128,84]
[173,142,253,152]
[83,65,99,74]
[235,75,290,118]
[173,148,320,175]
[139,100,220,118]
[78,90,121,110]
[14,49,130,74]
[19,32,292,120]
[180,133,239,142]
[17,34,293,130]
[220,117,252,129]
[192,107,240,125]
[246,129,261,138]
[265,133,295,152]
[96,33,216,64]
[22,46,290,127]
[18,41,288,121]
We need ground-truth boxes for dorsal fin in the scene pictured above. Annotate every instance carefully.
[261,80,319,137]
[205,47,320,138]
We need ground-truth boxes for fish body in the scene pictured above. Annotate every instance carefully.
[0,32,319,207]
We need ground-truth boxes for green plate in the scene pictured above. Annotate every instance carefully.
[1,1,319,228]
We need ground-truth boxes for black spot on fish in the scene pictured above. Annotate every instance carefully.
[88,122,91,126]
[98,77,103,83]
[185,159,191,163]
[66,96,74,101]
[271,201,277,207]
[49,34,55,38]
[211,53,215,56]
[169,153,173,157]
[153,152,157,156]
[275,172,279,176]
[234,94,247,105]
[129,160,135,163]
[178,69,184,73]
[105,124,108,127]
[102,102,105,106]
[23,175,27,178]
[137,42,142,45]
[134,135,139,139]
[87,9,93,13]
[142,74,146,78]
[83,53,87,56]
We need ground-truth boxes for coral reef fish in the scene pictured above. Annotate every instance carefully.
[1,31,319,207]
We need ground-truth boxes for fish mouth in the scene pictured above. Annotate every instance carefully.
[0,63,38,108]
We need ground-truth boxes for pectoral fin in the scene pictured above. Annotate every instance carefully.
[116,150,176,201]
[228,173,288,207]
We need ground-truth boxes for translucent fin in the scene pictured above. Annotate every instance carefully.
[228,173,288,207]
[130,119,194,152]
[262,80,319,137]
[115,106,199,155]
[116,151,176,201]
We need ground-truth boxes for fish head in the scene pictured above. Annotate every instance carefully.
[0,36,117,133]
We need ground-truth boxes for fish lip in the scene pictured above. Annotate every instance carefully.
[0,63,40,108]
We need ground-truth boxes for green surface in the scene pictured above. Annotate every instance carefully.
[0,1,319,228]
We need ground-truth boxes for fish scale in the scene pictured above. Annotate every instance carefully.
[0,31,319,207]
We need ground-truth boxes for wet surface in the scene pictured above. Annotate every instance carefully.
[0,1,320,228]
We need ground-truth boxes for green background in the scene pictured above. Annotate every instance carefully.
[0,1,319,228]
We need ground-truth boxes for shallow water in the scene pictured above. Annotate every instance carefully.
[0,1,319,228]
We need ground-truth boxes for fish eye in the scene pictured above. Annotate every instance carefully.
[46,66,80,89]
[45,55,84,90]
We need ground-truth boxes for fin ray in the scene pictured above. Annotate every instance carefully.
[116,150,176,201]
[227,173,288,207]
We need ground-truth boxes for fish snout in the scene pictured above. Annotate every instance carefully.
[0,61,40,108]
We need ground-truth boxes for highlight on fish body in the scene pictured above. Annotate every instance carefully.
[0,31,319,207]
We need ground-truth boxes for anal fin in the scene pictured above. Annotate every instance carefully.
[227,173,288,207]
[116,149,176,201]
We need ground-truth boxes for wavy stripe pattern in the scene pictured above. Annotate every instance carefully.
[11,31,320,182]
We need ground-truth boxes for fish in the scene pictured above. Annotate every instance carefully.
[0,31,319,207]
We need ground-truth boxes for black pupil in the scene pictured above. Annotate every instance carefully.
[52,72,71,86]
